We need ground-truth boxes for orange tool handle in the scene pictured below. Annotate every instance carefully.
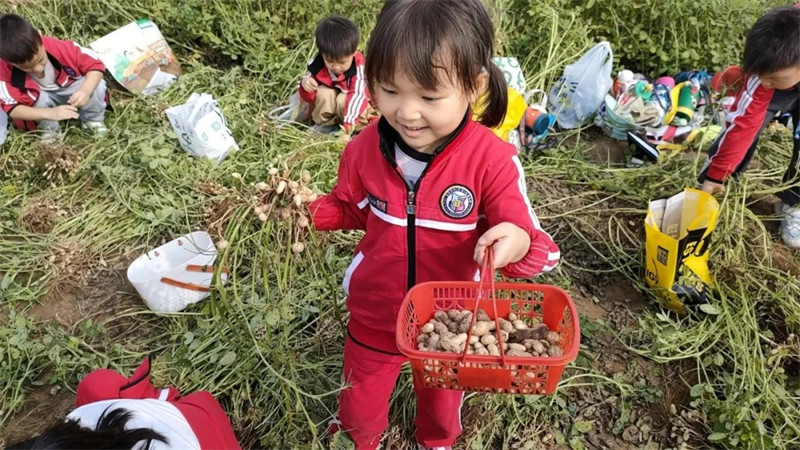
[160,277,210,292]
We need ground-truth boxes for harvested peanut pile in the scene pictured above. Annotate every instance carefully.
[251,168,316,253]
[38,143,82,181]
[415,309,563,357]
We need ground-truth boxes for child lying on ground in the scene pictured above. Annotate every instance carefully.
[6,358,240,450]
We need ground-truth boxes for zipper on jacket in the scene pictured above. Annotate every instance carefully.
[406,189,417,290]
[399,166,433,290]
[379,113,469,290]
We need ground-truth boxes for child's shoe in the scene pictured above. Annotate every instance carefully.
[40,128,63,145]
[777,201,800,248]
[81,120,108,137]
[417,445,451,450]
[309,123,339,134]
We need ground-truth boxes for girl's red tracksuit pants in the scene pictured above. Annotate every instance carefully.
[334,335,464,449]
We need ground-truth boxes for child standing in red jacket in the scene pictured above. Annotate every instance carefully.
[0,14,109,144]
[298,15,371,134]
[309,1,560,449]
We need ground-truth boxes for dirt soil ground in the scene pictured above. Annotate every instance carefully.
[1,266,144,446]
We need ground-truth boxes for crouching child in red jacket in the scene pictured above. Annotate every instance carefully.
[699,6,800,247]
[298,15,372,134]
[0,14,110,144]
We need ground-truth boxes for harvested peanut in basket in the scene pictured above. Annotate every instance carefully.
[416,308,563,357]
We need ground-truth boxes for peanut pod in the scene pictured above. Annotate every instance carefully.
[508,343,527,352]
[498,318,515,333]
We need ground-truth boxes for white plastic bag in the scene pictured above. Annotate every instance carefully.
[548,41,614,129]
[127,231,228,313]
[166,93,239,163]
[267,92,311,126]
[0,110,7,145]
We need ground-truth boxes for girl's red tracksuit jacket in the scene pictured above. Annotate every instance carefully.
[311,116,561,355]
[310,116,560,448]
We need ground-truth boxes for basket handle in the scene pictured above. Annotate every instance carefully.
[460,247,507,367]
[160,277,210,292]
[186,264,229,274]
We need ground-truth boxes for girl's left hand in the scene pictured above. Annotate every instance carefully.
[473,222,531,269]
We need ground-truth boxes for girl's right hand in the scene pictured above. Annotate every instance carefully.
[301,76,318,92]
[49,105,79,121]
[473,222,530,269]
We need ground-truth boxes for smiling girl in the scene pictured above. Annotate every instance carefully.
[309,1,560,448]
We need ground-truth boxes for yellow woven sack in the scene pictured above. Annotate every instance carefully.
[644,188,719,314]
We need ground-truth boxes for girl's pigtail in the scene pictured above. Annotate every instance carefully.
[477,63,508,129]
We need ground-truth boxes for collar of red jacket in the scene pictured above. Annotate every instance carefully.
[307,52,359,81]
[377,110,471,168]
[75,356,162,404]
[10,51,63,90]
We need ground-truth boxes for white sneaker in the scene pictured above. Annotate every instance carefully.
[81,120,108,137]
[40,128,63,145]
[777,202,800,248]
[417,445,451,450]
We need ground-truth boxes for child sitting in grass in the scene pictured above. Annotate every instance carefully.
[5,358,240,449]
[298,15,372,134]
[0,14,110,144]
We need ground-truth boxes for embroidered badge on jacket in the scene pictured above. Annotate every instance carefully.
[440,185,474,219]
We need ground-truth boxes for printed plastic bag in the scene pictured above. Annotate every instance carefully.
[166,93,239,163]
[644,188,719,314]
[90,19,182,96]
[492,56,526,94]
[548,42,613,129]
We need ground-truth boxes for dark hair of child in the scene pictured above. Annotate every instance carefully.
[5,407,168,450]
[364,0,508,128]
[0,14,42,64]
[315,15,360,59]
[743,6,800,76]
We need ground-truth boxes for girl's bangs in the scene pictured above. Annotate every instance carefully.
[367,4,474,93]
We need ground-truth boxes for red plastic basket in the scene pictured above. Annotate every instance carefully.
[396,249,580,394]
